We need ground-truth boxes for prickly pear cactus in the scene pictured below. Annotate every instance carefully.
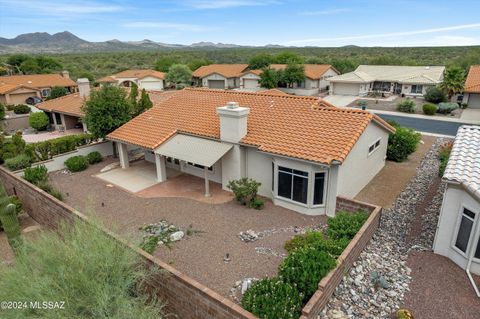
[0,203,23,253]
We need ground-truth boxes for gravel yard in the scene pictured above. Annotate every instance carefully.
[49,159,326,298]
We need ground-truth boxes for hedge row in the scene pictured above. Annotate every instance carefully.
[28,133,94,162]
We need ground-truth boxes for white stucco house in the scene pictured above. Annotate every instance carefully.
[434,126,480,284]
[328,65,445,97]
[192,64,248,89]
[107,88,394,216]
[97,69,165,91]
[463,65,480,109]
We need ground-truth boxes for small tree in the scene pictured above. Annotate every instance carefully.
[128,82,139,110]
[274,51,304,64]
[248,53,274,69]
[259,67,279,89]
[48,86,68,100]
[29,112,49,130]
[227,178,262,208]
[440,66,466,100]
[424,86,446,104]
[165,64,192,87]
[134,89,153,116]
[155,56,180,72]
[282,63,306,88]
[83,86,132,138]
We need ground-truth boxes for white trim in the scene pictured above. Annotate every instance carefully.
[451,205,478,258]
[368,137,382,156]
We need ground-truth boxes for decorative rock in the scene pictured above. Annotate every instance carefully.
[169,230,184,242]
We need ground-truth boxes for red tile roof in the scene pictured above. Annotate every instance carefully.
[97,69,165,83]
[465,65,480,93]
[0,83,39,94]
[36,93,85,117]
[0,73,77,89]
[108,88,394,165]
[192,64,249,78]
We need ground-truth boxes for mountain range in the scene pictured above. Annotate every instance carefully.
[0,31,283,53]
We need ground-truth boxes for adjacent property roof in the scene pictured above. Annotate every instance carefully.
[0,83,39,94]
[464,65,480,93]
[192,64,249,78]
[97,69,165,83]
[36,93,85,117]
[241,64,337,80]
[256,88,290,96]
[108,88,394,165]
[443,125,480,200]
[329,65,445,84]
[0,73,77,90]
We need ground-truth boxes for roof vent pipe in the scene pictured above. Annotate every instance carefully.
[226,101,239,109]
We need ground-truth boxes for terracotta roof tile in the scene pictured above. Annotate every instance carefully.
[0,83,39,94]
[193,64,249,78]
[0,73,77,89]
[465,65,480,93]
[97,69,165,82]
[36,93,85,117]
[108,88,394,165]
[269,64,337,80]
[256,88,290,96]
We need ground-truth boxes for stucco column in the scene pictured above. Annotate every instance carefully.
[117,143,129,169]
[325,165,339,217]
[60,114,66,129]
[155,154,167,182]
[52,112,58,127]
[5,94,11,104]
[204,167,211,197]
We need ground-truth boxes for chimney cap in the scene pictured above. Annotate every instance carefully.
[77,78,90,84]
[226,101,239,109]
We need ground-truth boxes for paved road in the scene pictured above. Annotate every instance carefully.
[377,114,473,136]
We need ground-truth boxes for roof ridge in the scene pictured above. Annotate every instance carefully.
[183,87,323,101]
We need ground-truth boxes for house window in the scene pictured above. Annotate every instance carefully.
[277,166,308,204]
[296,81,306,88]
[411,85,423,94]
[455,208,476,253]
[313,172,326,205]
[368,139,381,155]
[187,162,213,171]
[475,233,480,259]
[41,88,51,97]
[54,113,62,124]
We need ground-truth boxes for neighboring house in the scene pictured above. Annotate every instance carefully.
[0,71,77,104]
[328,65,445,97]
[36,78,90,132]
[97,69,165,91]
[192,64,248,89]
[240,64,339,95]
[463,65,480,109]
[107,88,394,216]
[434,126,480,277]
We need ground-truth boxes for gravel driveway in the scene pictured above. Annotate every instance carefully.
[49,159,326,298]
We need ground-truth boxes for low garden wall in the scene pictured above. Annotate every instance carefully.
[300,196,382,319]
[0,166,256,319]
[0,114,29,133]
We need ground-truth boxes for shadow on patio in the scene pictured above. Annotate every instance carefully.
[96,160,233,204]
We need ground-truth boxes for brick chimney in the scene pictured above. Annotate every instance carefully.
[77,78,90,98]
[216,102,250,143]
[61,70,70,79]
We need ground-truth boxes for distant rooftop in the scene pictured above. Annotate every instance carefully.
[465,65,480,93]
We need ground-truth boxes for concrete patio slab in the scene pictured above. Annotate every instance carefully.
[460,108,480,122]
[323,95,358,107]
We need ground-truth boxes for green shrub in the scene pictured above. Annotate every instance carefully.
[140,236,159,254]
[284,231,324,253]
[285,232,350,259]
[227,178,261,208]
[438,142,452,176]
[0,103,5,120]
[5,104,15,111]
[0,219,165,318]
[64,155,89,172]
[279,247,336,302]
[396,99,416,113]
[29,133,94,161]
[424,87,446,104]
[327,211,370,240]
[422,103,437,115]
[36,180,63,200]
[28,112,49,130]
[13,104,30,114]
[251,197,264,210]
[241,278,303,319]
[0,134,27,161]
[23,165,48,185]
[437,102,458,114]
[4,154,31,171]
[86,151,103,164]
[8,196,23,215]
[387,126,421,162]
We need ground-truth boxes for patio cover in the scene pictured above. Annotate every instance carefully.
[154,134,232,167]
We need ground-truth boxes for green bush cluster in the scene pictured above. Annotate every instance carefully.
[23,165,48,184]
[28,112,50,130]
[0,134,27,164]
[227,178,264,209]
[86,151,103,164]
[387,124,421,162]
[29,133,94,161]
[284,231,324,252]
[0,103,5,120]
[285,232,350,258]
[396,99,416,113]
[65,155,89,172]
[438,143,452,176]
[327,211,370,240]
[0,185,22,232]
[241,278,303,319]
[422,103,437,115]
[4,154,31,171]
[13,104,30,114]
[437,102,458,114]
[424,87,446,104]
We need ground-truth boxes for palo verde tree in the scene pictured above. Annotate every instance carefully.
[134,89,153,117]
[83,85,132,138]
[440,66,466,100]
[259,67,279,89]
[165,64,192,88]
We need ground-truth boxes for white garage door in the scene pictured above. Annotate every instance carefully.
[208,80,225,89]
[469,94,480,109]
[243,79,258,89]
[333,83,360,96]
[140,81,162,91]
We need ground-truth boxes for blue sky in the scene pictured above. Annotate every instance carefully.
[1,0,480,47]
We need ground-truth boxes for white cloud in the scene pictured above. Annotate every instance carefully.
[284,23,480,46]
[183,0,279,9]
[122,22,214,32]
[0,0,123,15]
[299,8,351,16]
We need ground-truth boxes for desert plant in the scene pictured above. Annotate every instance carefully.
[284,231,324,252]
[241,278,302,319]
[396,308,414,319]
[438,142,452,176]
[4,153,31,171]
[0,103,5,120]
[387,126,421,162]
[0,134,27,161]
[396,99,416,113]
[424,86,446,104]
[285,232,350,258]
[0,219,165,318]
[436,102,458,114]
[28,111,50,130]
[279,247,336,302]
[327,211,370,240]
[422,103,437,115]
[251,197,264,210]
[86,151,103,164]
[0,184,22,253]
[357,100,367,108]
[13,104,30,114]
[36,180,63,201]
[64,155,89,172]
[227,178,262,208]
[23,165,48,185]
